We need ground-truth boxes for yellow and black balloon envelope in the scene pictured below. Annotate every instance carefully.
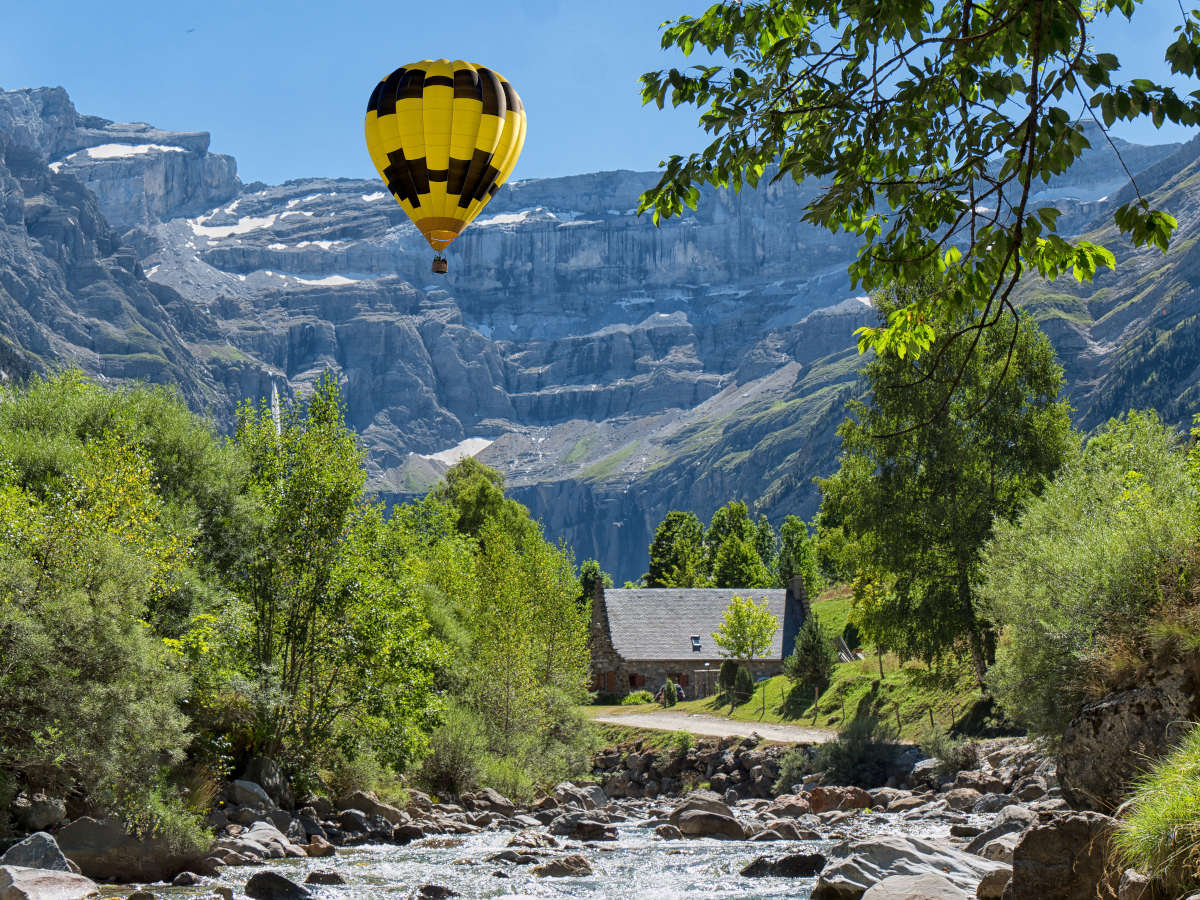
[365,60,527,268]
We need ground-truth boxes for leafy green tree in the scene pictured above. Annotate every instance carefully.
[784,612,837,695]
[0,440,192,809]
[433,457,537,546]
[713,593,779,662]
[229,374,442,768]
[639,1,1187,363]
[646,510,706,586]
[711,534,773,587]
[819,300,1073,685]
[777,515,821,599]
[753,514,777,574]
[705,500,755,565]
[578,558,612,605]
[733,665,755,706]
[981,411,1195,734]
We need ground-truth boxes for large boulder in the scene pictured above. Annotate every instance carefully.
[473,787,516,817]
[861,874,969,899]
[242,758,294,810]
[341,791,406,825]
[0,865,99,900]
[741,853,826,877]
[214,821,307,861]
[13,796,67,833]
[0,833,75,872]
[232,780,275,810]
[675,809,745,840]
[812,835,1008,900]
[245,870,310,900]
[809,786,873,814]
[1057,655,1200,811]
[55,816,207,883]
[668,791,733,825]
[1003,811,1118,900]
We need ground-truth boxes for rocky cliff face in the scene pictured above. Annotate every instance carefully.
[0,85,1196,580]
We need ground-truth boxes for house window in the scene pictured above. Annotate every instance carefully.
[691,635,702,652]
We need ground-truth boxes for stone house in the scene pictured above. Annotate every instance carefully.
[589,577,810,697]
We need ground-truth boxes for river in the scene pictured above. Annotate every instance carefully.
[100,806,979,899]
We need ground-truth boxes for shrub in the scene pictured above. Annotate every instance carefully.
[842,622,862,652]
[918,728,975,779]
[622,690,654,705]
[1114,723,1200,892]
[733,665,755,705]
[116,780,212,856]
[981,411,1196,735]
[663,680,679,707]
[784,612,837,694]
[787,714,901,788]
[718,659,739,693]
[416,704,486,796]
[669,730,694,753]
[478,755,536,803]
[773,745,817,793]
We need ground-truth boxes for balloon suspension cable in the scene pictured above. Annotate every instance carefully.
[432,254,448,275]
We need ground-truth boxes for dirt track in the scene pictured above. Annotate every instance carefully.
[592,708,834,744]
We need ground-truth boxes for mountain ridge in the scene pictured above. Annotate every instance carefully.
[1,85,1197,580]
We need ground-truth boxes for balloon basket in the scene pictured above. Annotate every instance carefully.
[432,255,448,275]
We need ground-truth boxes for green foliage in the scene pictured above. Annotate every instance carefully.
[228,374,443,770]
[713,593,779,661]
[733,665,755,705]
[1114,723,1200,892]
[807,714,901,788]
[820,300,1072,683]
[981,411,1196,734]
[669,730,694,753]
[622,690,655,705]
[0,435,192,807]
[773,745,814,794]
[639,1,1188,359]
[578,558,612,604]
[777,515,821,599]
[646,510,706,587]
[711,534,773,588]
[917,729,974,780]
[416,704,486,796]
[718,659,739,693]
[663,679,679,707]
[784,613,836,695]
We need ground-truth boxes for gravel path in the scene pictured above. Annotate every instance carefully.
[593,708,835,744]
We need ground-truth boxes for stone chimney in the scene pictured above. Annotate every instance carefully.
[781,574,810,658]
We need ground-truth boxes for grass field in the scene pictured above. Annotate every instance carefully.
[652,585,982,741]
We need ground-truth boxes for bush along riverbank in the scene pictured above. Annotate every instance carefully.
[0,734,1154,900]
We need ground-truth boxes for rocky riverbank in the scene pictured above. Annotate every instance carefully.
[1,734,1164,899]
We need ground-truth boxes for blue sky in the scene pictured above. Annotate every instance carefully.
[1,2,1196,185]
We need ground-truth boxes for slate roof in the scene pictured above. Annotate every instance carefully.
[603,588,788,661]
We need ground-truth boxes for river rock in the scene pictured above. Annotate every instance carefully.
[508,831,558,849]
[655,823,683,839]
[765,794,812,817]
[0,833,75,872]
[305,870,346,885]
[977,867,1012,899]
[1116,870,1155,900]
[1004,811,1117,900]
[409,887,458,899]
[215,820,307,861]
[393,824,425,844]
[812,835,1008,900]
[569,820,617,841]
[14,796,67,833]
[405,791,434,814]
[740,852,826,878]
[0,865,99,900]
[861,874,970,899]
[341,791,406,825]
[675,809,745,840]
[942,789,983,812]
[245,871,309,899]
[809,787,873,814]
[242,758,293,810]
[532,853,593,877]
[668,791,732,823]
[302,836,335,858]
[55,816,205,883]
[232,780,275,810]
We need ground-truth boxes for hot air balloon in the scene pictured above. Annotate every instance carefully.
[365,60,527,274]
